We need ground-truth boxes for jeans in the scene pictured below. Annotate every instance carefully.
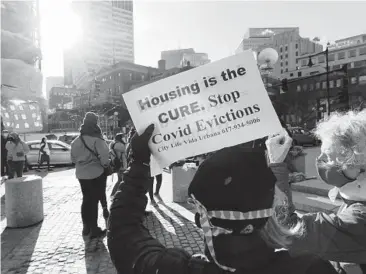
[79,173,107,229]
[7,160,24,179]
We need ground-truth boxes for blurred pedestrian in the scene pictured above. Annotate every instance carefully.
[109,133,127,198]
[36,137,52,171]
[1,130,8,176]
[149,174,162,203]
[5,132,29,179]
[71,112,109,239]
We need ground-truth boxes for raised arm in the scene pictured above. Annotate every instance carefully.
[107,125,213,274]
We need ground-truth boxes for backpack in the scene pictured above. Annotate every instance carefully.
[110,142,123,172]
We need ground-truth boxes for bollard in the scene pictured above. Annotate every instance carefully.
[5,175,44,228]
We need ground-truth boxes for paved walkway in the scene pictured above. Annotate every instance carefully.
[1,168,204,274]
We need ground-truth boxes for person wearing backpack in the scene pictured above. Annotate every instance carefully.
[71,112,110,239]
[109,133,127,198]
[5,132,29,179]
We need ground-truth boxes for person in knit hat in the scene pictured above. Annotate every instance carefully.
[71,112,110,239]
[107,124,337,274]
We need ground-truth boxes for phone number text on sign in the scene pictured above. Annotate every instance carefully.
[156,117,261,152]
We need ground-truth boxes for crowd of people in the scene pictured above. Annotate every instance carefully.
[104,109,365,274]
[2,107,365,273]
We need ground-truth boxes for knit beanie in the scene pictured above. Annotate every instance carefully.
[83,112,98,125]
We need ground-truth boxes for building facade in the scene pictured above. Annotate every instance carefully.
[45,76,64,100]
[64,0,134,87]
[236,27,323,77]
[285,34,366,79]
[161,48,210,69]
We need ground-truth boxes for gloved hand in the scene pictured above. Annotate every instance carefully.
[130,124,155,165]
[265,129,293,164]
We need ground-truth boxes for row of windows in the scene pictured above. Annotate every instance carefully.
[100,72,146,82]
[279,44,298,53]
[298,47,366,66]
[112,1,133,12]
[294,75,366,92]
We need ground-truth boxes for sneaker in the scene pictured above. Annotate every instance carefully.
[89,227,106,239]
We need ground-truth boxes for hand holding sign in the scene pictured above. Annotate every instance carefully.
[123,50,283,176]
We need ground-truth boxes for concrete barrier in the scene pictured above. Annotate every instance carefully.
[5,175,44,228]
[172,166,197,203]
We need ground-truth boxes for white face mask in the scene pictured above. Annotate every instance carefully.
[328,171,366,202]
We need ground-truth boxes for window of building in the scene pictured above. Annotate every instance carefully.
[316,82,320,89]
[285,45,288,51]
[109,76,112,80]
[322,82,327,89]
[328,54,335,61]
[333,64,341,70]
[338,52,345,60]
[290,73,294,77]
[351,77,357,84]
[297,85,301,92]
[301,59,307,66]
[280,62,283,67]
[280,55,283,60]
[285,61,288,66]
[354,60,366,67]
[281,69,283,74]
[318,56,325,63]
[285,68,288,72]
[285,54,288,58]
[308,84,314,91]
[296,51,298,56]
[359,47,366,55]
[348,49,357,58]
[303,84,307,91]
[296,43,298,49]
[129,73,132,80]
[280,47,283,53]
[336,79,341,87]
[330,81,334,88]
[298,71,302,77]
[142,75,145,80]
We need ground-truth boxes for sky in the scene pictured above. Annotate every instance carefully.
[40,0,366,78]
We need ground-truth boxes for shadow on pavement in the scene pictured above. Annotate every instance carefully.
[84,236,115,274]
[1,222,43,273]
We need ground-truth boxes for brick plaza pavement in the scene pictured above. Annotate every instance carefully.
[1,168,204,274]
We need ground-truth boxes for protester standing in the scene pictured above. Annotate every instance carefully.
[109,133,127,198]
[71,112,109,239]
[1,131,8,176]
[5,132,29,179]
[36,137,52,171]
[149,174,162,203]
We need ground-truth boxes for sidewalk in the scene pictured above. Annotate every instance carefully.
[1,169,204,274]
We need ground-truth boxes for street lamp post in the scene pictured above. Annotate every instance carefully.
[308,48,330,116]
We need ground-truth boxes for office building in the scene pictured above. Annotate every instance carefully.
[161,48,210,69]
[45,76,64,100]
[64,0,134,88]
[236,27,323,77]
[288,34,366,79]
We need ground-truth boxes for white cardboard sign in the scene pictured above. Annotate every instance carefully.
[123,50,282,176]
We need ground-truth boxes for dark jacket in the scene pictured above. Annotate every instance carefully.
[289,198,366,265]
[107,162,337,274]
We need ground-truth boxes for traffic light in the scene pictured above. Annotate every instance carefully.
[281,78,288,92]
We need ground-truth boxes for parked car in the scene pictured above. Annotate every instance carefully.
[288,127,319,146]
[25,140,73,168]
[58,133,79,145]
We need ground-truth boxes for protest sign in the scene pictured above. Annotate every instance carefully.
[123,50,283,176]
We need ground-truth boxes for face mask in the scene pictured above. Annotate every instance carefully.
[316,157,366,202]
